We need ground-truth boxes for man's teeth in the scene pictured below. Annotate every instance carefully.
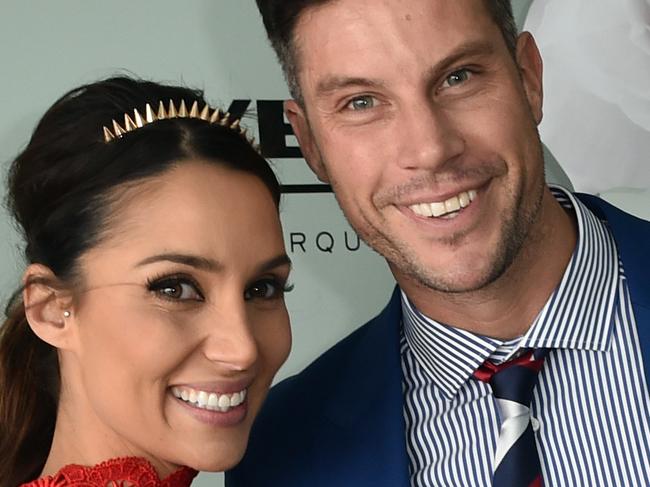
[409,190,477,218]
[171,386,247,412]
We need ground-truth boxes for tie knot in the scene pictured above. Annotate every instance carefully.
[474,349,547,405]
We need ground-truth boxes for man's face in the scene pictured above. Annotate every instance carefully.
[287,0,546,293]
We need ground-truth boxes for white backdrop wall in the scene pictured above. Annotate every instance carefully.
[525,0,650,196]
[0,2,648,486]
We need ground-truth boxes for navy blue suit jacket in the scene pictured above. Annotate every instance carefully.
[227,195,650,487]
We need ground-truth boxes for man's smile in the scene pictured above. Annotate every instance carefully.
[408,189,478,218]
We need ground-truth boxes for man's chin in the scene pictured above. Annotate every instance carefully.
[397,254,511,295]
[417,274,496,295]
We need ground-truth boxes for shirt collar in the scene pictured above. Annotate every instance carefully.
[402,186,621,399]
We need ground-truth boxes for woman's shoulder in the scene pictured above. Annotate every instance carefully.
[21,457,198,487]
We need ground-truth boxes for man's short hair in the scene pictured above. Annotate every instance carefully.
[256,0,518,103]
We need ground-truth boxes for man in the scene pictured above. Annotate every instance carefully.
[227,0,650,485]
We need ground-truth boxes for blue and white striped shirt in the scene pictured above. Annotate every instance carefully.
[401,187,650,486]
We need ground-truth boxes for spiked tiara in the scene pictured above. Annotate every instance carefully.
[102,99,254,146]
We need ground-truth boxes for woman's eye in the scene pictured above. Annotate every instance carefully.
[346,95,376,111]
[442,69,473,89]
[148,277,204,301]
[244,279,289,301]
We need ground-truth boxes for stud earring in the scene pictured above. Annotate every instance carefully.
[63,311,71,318]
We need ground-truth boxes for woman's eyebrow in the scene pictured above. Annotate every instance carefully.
[257,254,292,273]
[134,253,292,274]
[135,253,222,272]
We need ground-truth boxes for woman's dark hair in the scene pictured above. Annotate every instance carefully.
[0,76,281,486]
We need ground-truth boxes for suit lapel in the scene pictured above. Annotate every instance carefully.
[578,194,650,386]
[314,288,410,486]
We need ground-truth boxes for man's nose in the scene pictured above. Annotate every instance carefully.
[395,100,465,172]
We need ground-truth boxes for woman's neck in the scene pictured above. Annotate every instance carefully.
[41,380,177,479]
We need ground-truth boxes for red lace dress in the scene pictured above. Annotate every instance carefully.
[20,457,198,487]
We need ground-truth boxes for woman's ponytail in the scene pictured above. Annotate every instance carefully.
[0,294,58,486]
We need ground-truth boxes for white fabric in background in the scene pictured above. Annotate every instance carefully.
[525,0,650,194]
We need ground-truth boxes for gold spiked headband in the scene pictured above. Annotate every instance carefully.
[102,99,252,145]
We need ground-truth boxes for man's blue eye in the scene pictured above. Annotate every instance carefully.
[444,69,472,88]
[347,96,376,110]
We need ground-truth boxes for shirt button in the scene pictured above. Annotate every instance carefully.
[531,417,541,432]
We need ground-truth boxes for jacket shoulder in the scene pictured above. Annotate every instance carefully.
[263,310,383,421]
[227,293,401,486]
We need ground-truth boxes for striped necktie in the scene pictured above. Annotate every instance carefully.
[474,349,548,487]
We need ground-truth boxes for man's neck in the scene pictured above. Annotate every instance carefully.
[396,190,577,340]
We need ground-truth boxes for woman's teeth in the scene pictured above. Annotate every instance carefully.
[171,386,247,412]
[409,189,477,218]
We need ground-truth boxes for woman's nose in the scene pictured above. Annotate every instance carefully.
[201,304,258,372]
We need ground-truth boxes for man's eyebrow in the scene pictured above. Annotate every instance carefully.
[315,76,388,98]
[314,40,496,98]
[425,40,496,79]
[135,253,221,271]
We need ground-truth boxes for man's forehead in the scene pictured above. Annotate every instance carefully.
[312,40,496,97]
[293,0,495,58]
[294,0,491,32]
[293,0,500,88]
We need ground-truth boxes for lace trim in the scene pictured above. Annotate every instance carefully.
[22,456,198,487]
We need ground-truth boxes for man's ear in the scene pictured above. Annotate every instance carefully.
[22,264,76,350]
[284,99,330,183]
[516,32,544,124]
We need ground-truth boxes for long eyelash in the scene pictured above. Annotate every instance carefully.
[249,277,294,299]
[272,275,294,294]
[146,272,178,290]
[146,273,205,299]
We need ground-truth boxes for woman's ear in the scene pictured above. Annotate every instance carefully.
[22,264,76,350]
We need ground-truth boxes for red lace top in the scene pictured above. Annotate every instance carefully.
[20,457,198,487]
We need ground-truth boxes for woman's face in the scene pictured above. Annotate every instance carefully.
[62,161,291,473]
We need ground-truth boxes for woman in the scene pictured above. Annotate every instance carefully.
[0,76,292,486]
